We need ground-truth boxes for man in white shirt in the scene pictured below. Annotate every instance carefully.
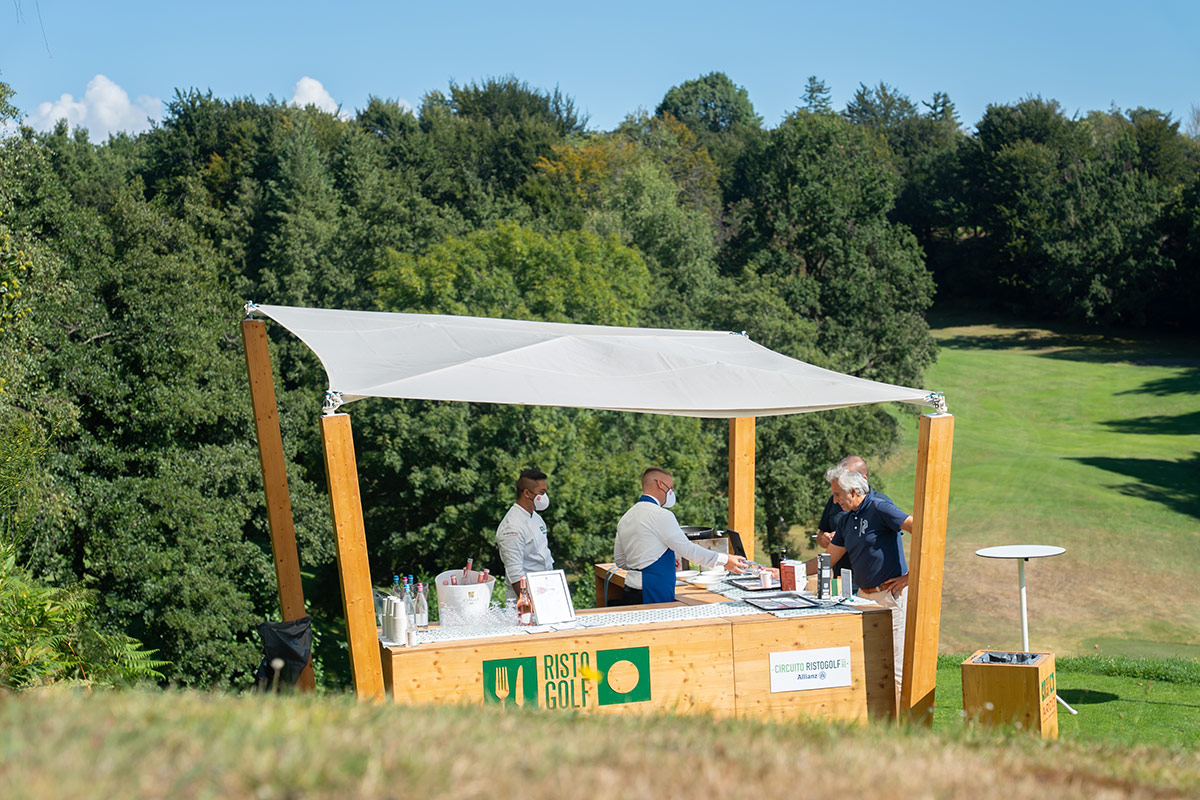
[496,469,555,598]
[614,468,748,604]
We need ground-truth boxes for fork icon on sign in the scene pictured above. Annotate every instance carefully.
[494,668,510,708]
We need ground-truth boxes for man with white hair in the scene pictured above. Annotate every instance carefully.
[806,464,913,700]
[815,455,869,590]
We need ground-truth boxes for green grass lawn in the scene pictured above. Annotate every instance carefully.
[876,316,1200,658]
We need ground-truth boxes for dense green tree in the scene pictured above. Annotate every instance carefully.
[1126,107,1191,187]
[657,72,762,134]
[528,119,723,326]
[656,72,765,191]
[956,98,1176,324]
[801,76,833,115]
[843,82,918,131]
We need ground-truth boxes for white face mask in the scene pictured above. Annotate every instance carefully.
[533,492,550,512]
[663,488,676,509]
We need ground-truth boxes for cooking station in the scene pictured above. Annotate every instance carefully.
[380,568,897,722]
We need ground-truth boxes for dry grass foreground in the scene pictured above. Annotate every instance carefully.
[2,689,1197,799]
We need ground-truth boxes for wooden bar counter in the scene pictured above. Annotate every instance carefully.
[382,569,897,723]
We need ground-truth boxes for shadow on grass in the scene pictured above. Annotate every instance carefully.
[1061,689,1200,710]
[936,329,1123,353]
[1059,689,1118,705]
[1117,367,1200,397]
[1069,452,1200,521]
[1101,411,1200,436]
[935,320,1200,377]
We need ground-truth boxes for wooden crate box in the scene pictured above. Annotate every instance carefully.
[961,650,1058,739]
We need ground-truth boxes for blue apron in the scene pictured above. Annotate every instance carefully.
[636,495,678,604]
[640,548,678,604]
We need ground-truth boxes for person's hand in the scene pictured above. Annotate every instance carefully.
[880,573,909,596]
[816,530,834,548]
[725,555,748,574]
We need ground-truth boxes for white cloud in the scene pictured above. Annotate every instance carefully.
[289,76,351,120]
[29,74,161,140]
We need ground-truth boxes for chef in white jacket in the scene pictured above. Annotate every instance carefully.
[496,468,555,598]
[614,468,747,604]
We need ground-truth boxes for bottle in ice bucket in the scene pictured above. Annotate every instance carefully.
[464,557,474,584]
[516,577,533,626]
[415,583,429,629]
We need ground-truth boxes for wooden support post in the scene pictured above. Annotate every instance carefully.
[728,416,756,563]
[900,413,954,724]
[320,412,385,701]
[241,320,315,691]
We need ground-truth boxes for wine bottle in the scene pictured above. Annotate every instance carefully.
[464,557,474,584]
[415,583,429,629]
[516,577,533,626]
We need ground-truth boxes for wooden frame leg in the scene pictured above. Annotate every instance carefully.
[321,413,385,701]
[900,413,954,724]
[728,417,756,563]
[242,320,315,691]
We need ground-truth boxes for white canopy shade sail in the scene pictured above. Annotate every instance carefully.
[249,304,938,418]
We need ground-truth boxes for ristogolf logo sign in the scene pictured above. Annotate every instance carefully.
[483,646,652,709]
[768,646,852,693]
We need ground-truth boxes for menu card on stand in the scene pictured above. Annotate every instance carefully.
[526,569,576,625]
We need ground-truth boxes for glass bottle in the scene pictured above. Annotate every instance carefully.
[415,583,429,629]
[391,574,402,596]
[516,577,533,626]
[404,579,416,628]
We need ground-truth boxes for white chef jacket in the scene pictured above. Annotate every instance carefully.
[613,496,728,590]
[496,503,554,589]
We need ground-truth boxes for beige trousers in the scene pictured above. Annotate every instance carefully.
[858,584,908,701]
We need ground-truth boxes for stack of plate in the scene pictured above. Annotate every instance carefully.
[690,568,727,586]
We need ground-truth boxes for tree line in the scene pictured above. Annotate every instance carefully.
[1,71,1196,689]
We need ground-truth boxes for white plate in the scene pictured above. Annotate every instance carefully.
[676,570,700,579]
[700,569,727,577]
[690,575,724,586]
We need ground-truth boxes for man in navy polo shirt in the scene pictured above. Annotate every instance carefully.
[815,455,870,591]
[808,464,913,701]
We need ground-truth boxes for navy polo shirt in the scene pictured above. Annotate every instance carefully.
[817,496,853,577]
[830,490,909,589]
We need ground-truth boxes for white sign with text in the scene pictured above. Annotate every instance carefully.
[769,646,852,693]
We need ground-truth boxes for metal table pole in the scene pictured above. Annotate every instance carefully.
[1019,558,1029,651]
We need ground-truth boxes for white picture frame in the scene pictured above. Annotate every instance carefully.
[525,569,576,625]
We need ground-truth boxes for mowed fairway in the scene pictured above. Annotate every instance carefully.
[879,317,1200,658]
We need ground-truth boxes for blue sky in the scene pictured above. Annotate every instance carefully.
[4,1,1198,140]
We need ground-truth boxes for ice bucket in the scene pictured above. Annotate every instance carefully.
[434,570,496,626]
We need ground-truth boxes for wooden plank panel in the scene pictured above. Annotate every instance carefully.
[321,413,385,701]
[728,416,756,562]
[386,618,736,716]
[900,413,954,724]
[961,651,1057,739]
[240,319,314,691]
[729,607,894,723]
